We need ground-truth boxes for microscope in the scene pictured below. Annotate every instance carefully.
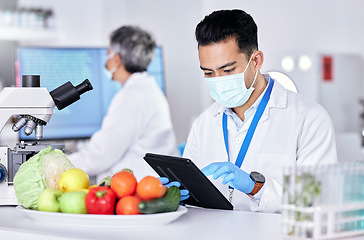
[0,75,93,205]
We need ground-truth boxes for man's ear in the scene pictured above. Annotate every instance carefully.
[253,51,264,71]
[114,53,124,66]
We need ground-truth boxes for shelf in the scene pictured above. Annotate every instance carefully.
[0,27,57,41]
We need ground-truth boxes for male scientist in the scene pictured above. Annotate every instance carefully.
[68,26,178,182]
[182,9,337,212]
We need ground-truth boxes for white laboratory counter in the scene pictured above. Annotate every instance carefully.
[3,205,364,240]
[0,205,282,240]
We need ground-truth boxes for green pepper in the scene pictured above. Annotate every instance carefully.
[85,186,116,214]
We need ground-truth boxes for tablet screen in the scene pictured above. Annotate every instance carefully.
[143,153,233,210]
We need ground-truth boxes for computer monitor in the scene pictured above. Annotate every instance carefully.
[16,46,165,140]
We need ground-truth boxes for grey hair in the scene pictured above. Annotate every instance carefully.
[109,26,156,73]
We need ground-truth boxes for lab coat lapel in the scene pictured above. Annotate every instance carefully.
[259,79,288,124]
[214,104,238,134]
[240,79,287,132]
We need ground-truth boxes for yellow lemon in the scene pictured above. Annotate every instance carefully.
[88,185,98,189]
[58,168,90,193]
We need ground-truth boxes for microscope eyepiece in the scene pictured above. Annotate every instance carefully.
[75,79,93,95]
[22,75,40,87]
[50,79,93,110]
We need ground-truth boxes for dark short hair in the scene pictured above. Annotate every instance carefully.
[195,9,258,58]
[109,26,156,73]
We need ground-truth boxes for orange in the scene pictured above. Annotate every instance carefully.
[136,176,168,200]
[116,196,141,215]
[110,171,137,199]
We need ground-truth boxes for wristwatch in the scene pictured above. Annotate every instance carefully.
[248,171,265,196]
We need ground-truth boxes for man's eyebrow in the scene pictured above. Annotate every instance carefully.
[217,61,237,70]
[200,66,213,71]
[200,61,237,71]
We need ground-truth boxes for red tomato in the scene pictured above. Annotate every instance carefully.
[116,196,141,215]
[136,176,168,200]
[110,171,137,199]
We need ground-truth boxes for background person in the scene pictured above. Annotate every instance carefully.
[182,9,337,213]
[68,26,178,183]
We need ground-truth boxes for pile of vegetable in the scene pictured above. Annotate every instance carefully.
[13,146,74,210]
[87,171,181,215]
[13,147,181,215]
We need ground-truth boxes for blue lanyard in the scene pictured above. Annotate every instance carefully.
[223,78,274,168]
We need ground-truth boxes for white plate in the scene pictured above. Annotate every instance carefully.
[16,205,187,228]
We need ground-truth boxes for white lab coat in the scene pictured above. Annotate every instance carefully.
[183,76,337,213]
[68,72,178,182]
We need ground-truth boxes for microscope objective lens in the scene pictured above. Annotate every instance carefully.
[12,117,28,132]
[34,125,43,139]
[24,120,36,136]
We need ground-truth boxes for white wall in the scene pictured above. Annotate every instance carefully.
[102,0,130,43]
[14,0,364,144]
[319,54,363,132]
[18,0,107,46]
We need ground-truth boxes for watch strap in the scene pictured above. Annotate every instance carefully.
[248,182,264,196]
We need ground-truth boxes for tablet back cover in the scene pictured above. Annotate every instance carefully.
[144,153,233,210]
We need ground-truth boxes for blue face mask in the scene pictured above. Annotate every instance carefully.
[104,52,118,80]
[103,67,116,80]
[204,54,258,108]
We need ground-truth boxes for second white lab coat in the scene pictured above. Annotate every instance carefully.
[183,77,337,213]
[68,72,178,182]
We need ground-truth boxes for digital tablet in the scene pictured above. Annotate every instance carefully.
[143,153,233,210]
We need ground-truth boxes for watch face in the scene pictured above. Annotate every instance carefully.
[251,171,265,183]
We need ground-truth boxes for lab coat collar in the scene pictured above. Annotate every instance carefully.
[251,75,288,130]
[123,72,148,88]
[267,76,288,110]
[212,73,288,131]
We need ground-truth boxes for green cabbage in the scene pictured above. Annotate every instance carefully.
[13,146,74,209]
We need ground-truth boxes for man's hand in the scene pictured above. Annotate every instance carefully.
[201,161,254,194]
[158,177,190,201]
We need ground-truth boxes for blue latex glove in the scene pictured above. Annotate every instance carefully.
[158,177,190,201]
[201,161,255,194]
